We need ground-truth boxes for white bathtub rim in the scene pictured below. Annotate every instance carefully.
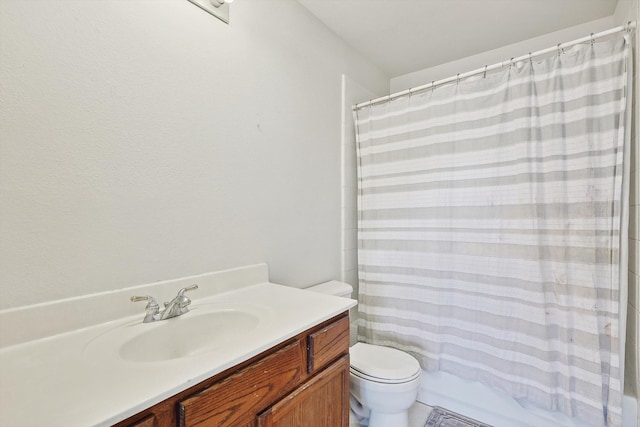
[417,370,637,427]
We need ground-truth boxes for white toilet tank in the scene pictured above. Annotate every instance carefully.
[305,280,353,298]
[305,280,357,345]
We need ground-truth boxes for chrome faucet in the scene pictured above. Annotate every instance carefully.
[130,284,199,323]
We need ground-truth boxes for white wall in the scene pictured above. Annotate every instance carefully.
[391,17,614,92]
[340,75,377,295]
[0,0,389,309]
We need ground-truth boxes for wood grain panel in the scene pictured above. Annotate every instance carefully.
[257,355,350,427]
[123,414,156,427]
[307,315,350,373]
[178,340,304,427]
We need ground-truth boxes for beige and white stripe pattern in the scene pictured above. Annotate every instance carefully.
[354,35,631,427]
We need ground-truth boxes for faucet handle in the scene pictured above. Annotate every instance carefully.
[184,284,199,292]
[177,284,199,296]
[131,295,160,323]
[130,295,159,309]
[169,284,198,307]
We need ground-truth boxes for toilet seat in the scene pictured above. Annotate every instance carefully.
[350,343,421,384]
[350,366,421,384]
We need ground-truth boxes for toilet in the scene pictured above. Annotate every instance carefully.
[305,281,422,427]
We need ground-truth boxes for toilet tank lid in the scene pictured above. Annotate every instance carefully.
[350,342,421,381]
[304,280,353,298]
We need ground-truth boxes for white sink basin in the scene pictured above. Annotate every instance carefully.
[85,303,270,363]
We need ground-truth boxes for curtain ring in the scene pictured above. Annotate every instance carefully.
[590,33,595,45]
[528,52,533,65]
[509,57,514,69]
[456,73,460,84]
[483,65,487,78]
[431,81,435,92]
[627,21,633,33]
[557,43,562,56]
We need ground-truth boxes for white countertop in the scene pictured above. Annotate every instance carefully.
[0,282,356,427]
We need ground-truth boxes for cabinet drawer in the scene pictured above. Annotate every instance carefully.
[123,414,156,427]
[307,316,350,373]
[178,340,304,427]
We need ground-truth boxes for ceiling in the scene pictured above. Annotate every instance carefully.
[297,0,620,77]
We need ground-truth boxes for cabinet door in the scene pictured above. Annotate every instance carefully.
[257,355,349,427]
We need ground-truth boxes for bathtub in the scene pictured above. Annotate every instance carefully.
[418,370,638,427]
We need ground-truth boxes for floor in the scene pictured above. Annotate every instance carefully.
[350,401,434,427]
[408,402,435,426]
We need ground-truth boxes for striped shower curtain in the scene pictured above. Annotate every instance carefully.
[354,34,631,427]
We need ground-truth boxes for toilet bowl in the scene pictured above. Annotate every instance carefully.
[350,342,421,427]
[304,281,422,427]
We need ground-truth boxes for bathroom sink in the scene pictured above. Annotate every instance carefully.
[85,304,268,363]
[120,309,260,362]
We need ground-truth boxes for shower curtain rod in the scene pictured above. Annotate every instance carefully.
[353,20,637,111]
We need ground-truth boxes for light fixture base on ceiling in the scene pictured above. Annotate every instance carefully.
[187,0,230,24]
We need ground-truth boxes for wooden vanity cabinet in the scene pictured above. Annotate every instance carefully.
[114,312,350,427]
